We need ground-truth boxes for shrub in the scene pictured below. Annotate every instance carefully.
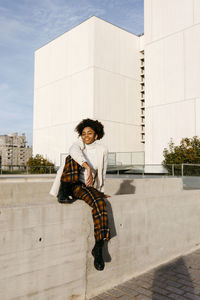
[162,136,200,176]
[27,154,55,174]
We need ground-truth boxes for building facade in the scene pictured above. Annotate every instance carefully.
[34,2,199,167]
[33,16,144,166]
[0,133,32,167]
[144,0,200,164]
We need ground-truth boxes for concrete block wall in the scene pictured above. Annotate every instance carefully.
[1,177,200,299]
[0,201,88,300]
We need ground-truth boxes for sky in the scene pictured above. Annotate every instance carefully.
[0,0,144,146]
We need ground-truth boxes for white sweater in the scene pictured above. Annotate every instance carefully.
[77,142,98,185]
[49,139,108,197]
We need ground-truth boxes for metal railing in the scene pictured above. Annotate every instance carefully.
[1,163,200,177]
[108,151,145,166]
[107,164,200,177]
[0,165,57,175]
[60,151,145,166]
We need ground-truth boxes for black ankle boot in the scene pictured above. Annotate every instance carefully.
[57,181,73,203]
[92,240,104,271]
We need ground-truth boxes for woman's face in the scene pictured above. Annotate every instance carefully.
[81,126,98,145]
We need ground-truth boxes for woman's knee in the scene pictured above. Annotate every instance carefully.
[96,198,107,209]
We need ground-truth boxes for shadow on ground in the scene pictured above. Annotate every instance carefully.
[152,256,195,299]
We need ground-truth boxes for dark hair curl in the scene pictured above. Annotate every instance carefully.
[75,118,105,140]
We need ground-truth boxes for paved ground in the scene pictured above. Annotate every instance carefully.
[90,248,200,300]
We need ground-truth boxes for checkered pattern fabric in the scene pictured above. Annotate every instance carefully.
[60,155,110,241]
[72,183,110,241]
[61,155,82,183]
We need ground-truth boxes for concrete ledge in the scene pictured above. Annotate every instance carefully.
[0,177,183,206]
[0,178,200,299]
[0,181,55,206]
[104,177,183,195]
[0,174,55,182]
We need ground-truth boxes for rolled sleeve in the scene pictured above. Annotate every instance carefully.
[100,149,108,192]
[69,141,86,166]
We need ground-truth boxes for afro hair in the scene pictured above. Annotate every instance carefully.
[75,118,105,140]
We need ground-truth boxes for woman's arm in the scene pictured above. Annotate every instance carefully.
[69,140,93,186]
[99,148,108,193]
[69,140,86,166]
[82,162,93,186]
[103,149,108,182]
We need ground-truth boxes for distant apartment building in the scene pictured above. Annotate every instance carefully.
[0,133,32,167]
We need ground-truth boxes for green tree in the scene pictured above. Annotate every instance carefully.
[162,136,200,175]
[27,154,55,174]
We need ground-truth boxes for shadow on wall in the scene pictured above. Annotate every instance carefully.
[61,195,117,263]
[103,199,117,263]
[152,257,194,299]
[115,180,136,195]
[102,180,135,262]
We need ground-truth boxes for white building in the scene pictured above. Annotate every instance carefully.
[144,0,200,164]
[33,16,144,166]
[34,1,200,167]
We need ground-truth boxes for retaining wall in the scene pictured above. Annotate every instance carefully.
[0,177,200,299]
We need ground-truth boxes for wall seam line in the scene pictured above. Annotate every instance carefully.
[145,21,200,47]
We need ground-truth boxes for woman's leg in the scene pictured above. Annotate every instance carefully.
[72,183,110,270]
[72,184,110,242]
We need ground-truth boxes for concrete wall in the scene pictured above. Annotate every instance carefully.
[1,177,200,299]
[144,0,200,164]
[33,16,143,166]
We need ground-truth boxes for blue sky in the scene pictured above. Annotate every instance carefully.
[0,0,144,146]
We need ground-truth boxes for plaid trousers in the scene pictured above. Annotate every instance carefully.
[61,155,81,183]
[71,183,110,241]
[61,155,110,241]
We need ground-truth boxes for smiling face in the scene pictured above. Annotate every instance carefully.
[81,126,98,145]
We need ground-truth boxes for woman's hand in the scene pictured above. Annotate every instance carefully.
[86,167,93,186]
[82,162,93,186]
[104,194,111,198]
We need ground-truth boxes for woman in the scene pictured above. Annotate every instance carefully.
[50,118,110,271]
